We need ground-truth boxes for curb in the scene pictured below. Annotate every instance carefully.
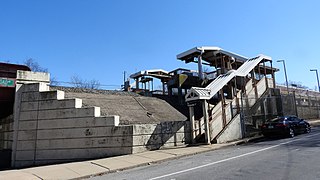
[2,123,318,180]
[233,135,264,146]
[85,137,265,179]
[87,121,320,179]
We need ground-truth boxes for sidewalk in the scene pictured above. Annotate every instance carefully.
[308,119,320,127]
[1,119,319,180]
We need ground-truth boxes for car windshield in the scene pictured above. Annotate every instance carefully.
[268,117,285,123]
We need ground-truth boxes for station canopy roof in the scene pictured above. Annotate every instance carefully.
[130,69,171,80]
[177,46,278,73]
[177,46,248,64]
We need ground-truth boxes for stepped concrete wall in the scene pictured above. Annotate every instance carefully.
[9,71,190,168]
[51,87,188,125]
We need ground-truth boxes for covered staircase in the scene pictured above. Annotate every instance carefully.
[178,48,278,144]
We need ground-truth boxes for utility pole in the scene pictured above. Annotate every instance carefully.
[310,69,320,92]
[123,71,126,85]
[277,60,289,94]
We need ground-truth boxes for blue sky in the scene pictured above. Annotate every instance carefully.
[1,0,320,90]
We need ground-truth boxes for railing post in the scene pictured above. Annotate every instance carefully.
[202,100,211,145]
[263,61,269,89]
[220,89,227,127]
[251,70,258,100]
[240,77,247,138]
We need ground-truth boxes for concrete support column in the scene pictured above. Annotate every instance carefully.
[178,87,183,105]
[198,54,204,80]
[135,78,139,90]
[270,61,276,88]
[293,91,298,116]
[202,100,211,145]
[263,61,268,89]
[168,87,172,97]
[188,105,196,144]
[11,84,23,168]
[162,82,165,95]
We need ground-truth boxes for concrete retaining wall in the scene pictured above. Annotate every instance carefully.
[0,115,13,151]
[281,91,320,119]
[0,115,13,168]
[295,95,320,119]
[12,83,130,167]
[132,121,191,153]
[10,72,190,168]
[11,82,128,167]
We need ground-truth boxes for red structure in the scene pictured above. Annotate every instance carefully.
[0,62,30,118]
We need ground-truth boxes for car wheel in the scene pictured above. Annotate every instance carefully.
[305,126,311,133]
[288,128,295,138]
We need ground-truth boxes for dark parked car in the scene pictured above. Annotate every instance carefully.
[261,116,311,138]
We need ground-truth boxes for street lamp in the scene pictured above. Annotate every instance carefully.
[277,60,289,93]
[310,69,320,92]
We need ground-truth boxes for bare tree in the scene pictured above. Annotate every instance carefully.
[50,76,60,86]
[88,79,101,89]
[23,58,59,86]
[24,58,48,72]
[70,75,100,89]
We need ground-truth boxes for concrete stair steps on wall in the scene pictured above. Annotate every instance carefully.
[11,73,190,169]
[12,82,122,168]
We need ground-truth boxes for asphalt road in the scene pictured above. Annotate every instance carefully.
[90,127,320,180]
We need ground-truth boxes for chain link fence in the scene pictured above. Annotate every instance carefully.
[240,90,320,136]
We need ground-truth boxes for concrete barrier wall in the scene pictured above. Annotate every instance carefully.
[132,121,191,153]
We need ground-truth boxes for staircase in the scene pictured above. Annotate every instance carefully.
[212,77,273,143]
[186,54,275,143]
[185,54,272,102]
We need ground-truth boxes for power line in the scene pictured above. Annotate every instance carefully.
[53,81,121,88]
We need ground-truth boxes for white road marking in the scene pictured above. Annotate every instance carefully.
[149,132,320,180]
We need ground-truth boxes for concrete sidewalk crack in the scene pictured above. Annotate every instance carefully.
[90,162,111,171]
[30,173,44,180]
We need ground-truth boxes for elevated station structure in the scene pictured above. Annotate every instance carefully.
[128,46,280,144]
[177,46,279,144]
[130,68,200,103]
[130,69,171,95]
